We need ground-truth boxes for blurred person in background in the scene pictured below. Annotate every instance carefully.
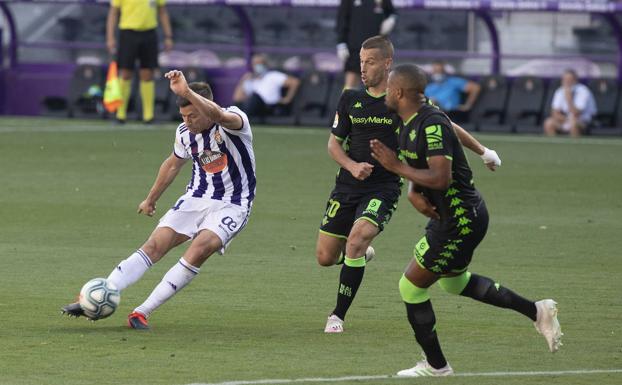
[424,60,481,123]
[106,0,174,123]
[336,0,398,89]
[232,54,301,119]
[543,69,597,137]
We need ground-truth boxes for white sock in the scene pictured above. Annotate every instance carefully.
[107,249,153,291]
[134,258,199,317]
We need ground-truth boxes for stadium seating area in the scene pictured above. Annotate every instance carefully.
[41,62,622,135]
[10,2,619,134]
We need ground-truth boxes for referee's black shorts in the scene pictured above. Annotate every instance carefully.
[117,29,158,70]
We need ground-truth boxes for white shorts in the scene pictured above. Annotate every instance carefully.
[157,199,251,254]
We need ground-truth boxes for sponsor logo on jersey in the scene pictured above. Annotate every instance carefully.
[349,115,393,125]
[399,149,418,160]
[425,124,444,150]
[199,150,228,174]
[354,102,362,108]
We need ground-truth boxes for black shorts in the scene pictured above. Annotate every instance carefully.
[117,29,158,70]
[319,188,400,239]
[413,200,489,275]
[344,48,361,74]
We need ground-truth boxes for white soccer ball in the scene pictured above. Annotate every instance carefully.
[79,278,120,320]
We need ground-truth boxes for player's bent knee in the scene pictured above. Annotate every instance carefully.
[399,274,430,304]
[438,271,472,295]
[316,250,337,266]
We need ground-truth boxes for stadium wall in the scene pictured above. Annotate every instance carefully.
[1,0,621,118]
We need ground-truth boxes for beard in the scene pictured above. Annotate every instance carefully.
[384,98,397,113]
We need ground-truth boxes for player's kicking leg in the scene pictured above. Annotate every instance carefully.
[61,227,188,318]
[129,228,222,330]
[438,272,563,352]
[128,201,249,329]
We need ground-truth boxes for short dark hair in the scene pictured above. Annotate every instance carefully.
[392,64,428,100]
[176,82,213,107]
[361,35,394,59]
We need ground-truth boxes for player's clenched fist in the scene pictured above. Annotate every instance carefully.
[165,70,190,97]
[137,199,157,217]
[348,162,374,180]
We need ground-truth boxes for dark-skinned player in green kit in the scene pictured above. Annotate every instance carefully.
[370,63,562,377]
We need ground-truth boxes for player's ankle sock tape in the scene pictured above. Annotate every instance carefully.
[399,274,430,304]
[404,300,448,369]
[438,271,472,295]
[460,273,537,321]
[344,256,365,267]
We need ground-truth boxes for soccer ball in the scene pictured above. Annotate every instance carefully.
[79,278,120,320]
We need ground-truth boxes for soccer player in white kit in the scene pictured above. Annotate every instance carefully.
[62,70,256,329]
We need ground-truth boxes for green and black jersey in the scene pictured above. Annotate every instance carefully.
[331,88,401,194]
[398,103,482,233]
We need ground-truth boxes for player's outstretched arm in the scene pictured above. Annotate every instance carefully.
[165,70,243,130]
[370,139,451,190]
[328,134,373,181]
[138,154,187,217]
[452,122,501,171]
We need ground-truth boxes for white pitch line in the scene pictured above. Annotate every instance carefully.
[187,369,622,385]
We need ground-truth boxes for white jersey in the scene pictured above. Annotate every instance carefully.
[173,106,256,209]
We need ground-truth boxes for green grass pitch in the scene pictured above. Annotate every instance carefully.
[0,117,621,385]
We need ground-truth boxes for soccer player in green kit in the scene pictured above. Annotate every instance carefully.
[370,64,562,377]
[317,35,501,333]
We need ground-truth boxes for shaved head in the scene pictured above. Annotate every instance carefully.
[385,64,428,113]
[390,64,428,101]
